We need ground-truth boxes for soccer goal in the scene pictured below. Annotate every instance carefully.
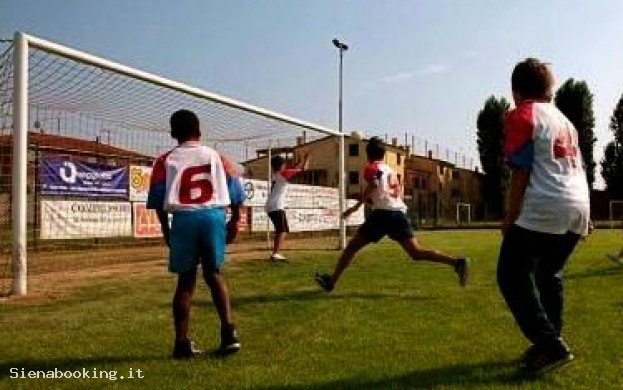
[455,202,471,225]
[0,31,355,296]
[609,200,623,229]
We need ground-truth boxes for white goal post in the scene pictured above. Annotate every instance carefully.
[5,31,348,296]
[456,202,471,225]
[609,200,623,229]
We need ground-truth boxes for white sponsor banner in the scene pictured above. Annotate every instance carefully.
[129,165,152,202]
[250,199,364,232]
[41,200,132,240]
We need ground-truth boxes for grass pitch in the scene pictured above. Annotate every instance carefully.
[1,230,622,389]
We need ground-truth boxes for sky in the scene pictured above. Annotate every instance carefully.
[2,0,623,187]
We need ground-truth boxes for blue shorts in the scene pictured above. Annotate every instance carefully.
[358,209,414,243]
[169,208,226,274]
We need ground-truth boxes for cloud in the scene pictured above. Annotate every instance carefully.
[364,62,451,90]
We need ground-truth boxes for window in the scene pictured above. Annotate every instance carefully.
[348,143,359,157]
[452,170,460,180]
[421,178,427,190]
[348,171,359,185]
[397,154,402,166]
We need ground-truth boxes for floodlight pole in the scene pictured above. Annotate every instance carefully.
[12,31,28,295]
[333,38,348,250]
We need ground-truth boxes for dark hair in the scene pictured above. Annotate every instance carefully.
[511,58,555,101]
[365,137,385,161]
[170,109,201,142]
[270,155,285,172]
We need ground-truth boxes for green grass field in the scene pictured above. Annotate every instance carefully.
[1,230,622,389]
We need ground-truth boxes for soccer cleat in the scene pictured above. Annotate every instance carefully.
[269,253,288,263]
[606,253,623,265]
[220,324,240,354]
[519,339,574,376]
[454,257,470,287]
[172,339,202,360]
[315,272,334,292]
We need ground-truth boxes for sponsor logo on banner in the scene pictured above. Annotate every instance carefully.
[40,200,132,239]
[133,202,164,238]
[40,157,128,198]
[129,166,152,202]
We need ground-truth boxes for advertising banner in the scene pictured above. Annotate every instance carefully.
[129,165,152,202]
[133,202,163,238]
[40,200,132,239]
[40,156,128,198]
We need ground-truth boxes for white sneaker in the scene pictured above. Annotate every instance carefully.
[606,253,623,265]
[269,253,288,262]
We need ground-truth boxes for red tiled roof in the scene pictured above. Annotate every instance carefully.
[0,132,151,159]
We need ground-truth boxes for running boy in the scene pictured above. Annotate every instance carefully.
[265,153,309,262]
[147,109,245,359]
[315,137,469,291]
[497,58,590,375]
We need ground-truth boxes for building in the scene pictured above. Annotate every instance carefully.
[404,152,484,224]
[243,134,408,199]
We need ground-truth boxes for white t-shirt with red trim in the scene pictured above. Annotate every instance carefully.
[363,161,407,213]
[504,101,590,235]
[147,141,232,212]
[265,168,300,213]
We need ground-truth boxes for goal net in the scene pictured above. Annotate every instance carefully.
[0,32,361,296]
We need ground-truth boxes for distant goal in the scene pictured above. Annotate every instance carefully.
[455,202,471,225]
[609,200,623,229]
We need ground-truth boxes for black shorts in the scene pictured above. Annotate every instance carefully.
[358,209,414,243]
[268,210,289,234]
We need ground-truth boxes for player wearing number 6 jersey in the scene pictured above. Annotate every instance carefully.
[315,136,470,292]
[147,109,245,359]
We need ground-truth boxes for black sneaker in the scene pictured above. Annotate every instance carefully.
[520,340,574,376]
[315,272,334,292]
[220,324,240,354]
[454,257,470,287]
[172,339,202,360]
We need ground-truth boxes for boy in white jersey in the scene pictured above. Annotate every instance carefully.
[265,153,308,262]
[147,110,245,359]
[315,137,469,291]
[498,59,590,375]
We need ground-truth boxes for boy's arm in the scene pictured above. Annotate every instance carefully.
[146,157,169,246]
[281,153,309,180]
[502,107,534,234]
[343,181,376,218]
[222,156,245,244]
[156,209,171,247]
[502,169,529,234]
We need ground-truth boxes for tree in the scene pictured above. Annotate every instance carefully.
[476,96,510,219]
[555,79,597,189]
[602,93,623,199]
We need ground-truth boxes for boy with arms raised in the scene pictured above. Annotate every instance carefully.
[315,137,469,291]
[147,109,244,359]
[266,153,309,262]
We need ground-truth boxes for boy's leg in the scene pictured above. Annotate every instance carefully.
[268,210,288,260]
[198,208,240,353]
[202,267,233,326]
[331,233,370,285]
[272,232,286,255]
[173,269,198,342]
[399,238,456,266]
[534,231,580,333]
[497,225,560,345]
[315,233,370,291]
